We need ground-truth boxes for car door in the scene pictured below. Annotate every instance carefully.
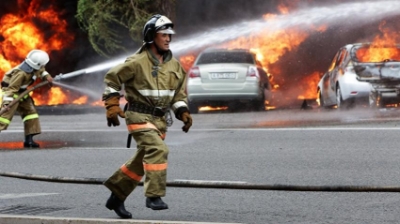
[322,51,340,105]
[256,65,272,102]
[329,49,346,104]
[320,72,330,104]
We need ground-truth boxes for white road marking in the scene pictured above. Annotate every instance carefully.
[0,193,59,199]
[0,214,242,224]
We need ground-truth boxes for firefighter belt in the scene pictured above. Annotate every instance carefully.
[127,101,167,117]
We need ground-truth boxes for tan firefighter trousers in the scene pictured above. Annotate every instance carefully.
[104,128,169,201]
[0,96,41,136]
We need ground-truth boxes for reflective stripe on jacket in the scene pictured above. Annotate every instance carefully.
[1,67,45,102]
[103,45,188,115]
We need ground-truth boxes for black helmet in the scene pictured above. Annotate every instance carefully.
[142,14,175,44]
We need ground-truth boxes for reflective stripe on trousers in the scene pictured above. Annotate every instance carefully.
[13,93,29,101]
[120,157,168,180]
[127,122,166,140]
[120,164,142,182]
[104,126,169,200]
[0,117,10,125]
[23,113,39,122]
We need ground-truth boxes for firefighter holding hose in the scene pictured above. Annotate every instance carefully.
[0,49,53,148]
[102,14,192,219]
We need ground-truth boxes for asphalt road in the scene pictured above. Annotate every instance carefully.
[1,107,400,223]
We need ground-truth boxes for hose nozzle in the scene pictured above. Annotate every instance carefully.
[53,73,63,82]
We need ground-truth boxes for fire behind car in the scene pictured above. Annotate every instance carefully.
[317,43,372,109]
[186,48,272,113]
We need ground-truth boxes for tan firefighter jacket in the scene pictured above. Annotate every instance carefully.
[1,65,50,104]
[103,45,188,133]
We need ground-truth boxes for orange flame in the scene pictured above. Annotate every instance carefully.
[297,71,322,99]
[180,2,326,103]
[0,0,79,106]
[180,2,400,108]
[356,21,400,62]
[180,55,196,72]
[31,87,93,106]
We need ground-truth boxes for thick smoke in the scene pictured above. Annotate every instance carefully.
[53,0,400,106]
[176,0,400,108]
[2,0,400,107]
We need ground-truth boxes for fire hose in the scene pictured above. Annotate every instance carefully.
[0,69,89,116]
[0,81,50,116]
[1,78,400,192]
[1,171,400,192]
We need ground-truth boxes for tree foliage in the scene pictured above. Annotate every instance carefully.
[76,0,176,57]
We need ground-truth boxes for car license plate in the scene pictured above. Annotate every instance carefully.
[209,72,236,79]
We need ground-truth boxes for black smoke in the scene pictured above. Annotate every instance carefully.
[2,0,400,107]
[176,0,400,107]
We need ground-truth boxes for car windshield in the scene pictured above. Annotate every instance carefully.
[196,51,254,65]
[351,45,400,63]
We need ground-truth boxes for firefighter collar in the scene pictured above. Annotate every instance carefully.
[146,46,173,65]
[19,62,34,73]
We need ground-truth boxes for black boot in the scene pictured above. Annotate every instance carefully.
[146,197,168,210]
[105,193,132,219]
[23,134,40,148]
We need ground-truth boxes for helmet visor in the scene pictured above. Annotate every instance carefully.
[157,26,175,34]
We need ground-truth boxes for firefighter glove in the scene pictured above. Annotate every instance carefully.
[1,100,11,108]
[181,112,192,133]
[45,75,54,87]
[105,96,125,127]
[1,101,11,112]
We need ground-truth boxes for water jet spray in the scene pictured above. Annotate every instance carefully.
[60,1,400,81]
[54,57,126,81]
[48,0,400,106]
[173,1,400,55]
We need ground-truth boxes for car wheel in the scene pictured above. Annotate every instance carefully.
[369,92,376,108]
[252,88,266,111]
[252,99,265,111]
[336,86,346,110]
[189,102,199,114]
[369,91,382,109]
[318,89,335,109]
[318,89,324,107]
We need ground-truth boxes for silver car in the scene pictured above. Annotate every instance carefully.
[186,48,272,113]
[317,43,372,109]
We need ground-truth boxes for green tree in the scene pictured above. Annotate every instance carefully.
[76,0,176,57]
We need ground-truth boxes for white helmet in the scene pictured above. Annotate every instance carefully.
[143,14,175,43]
[25,50,49,70]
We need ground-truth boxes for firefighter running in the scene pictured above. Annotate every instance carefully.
[102,14,193,219]
[0,50,53,148]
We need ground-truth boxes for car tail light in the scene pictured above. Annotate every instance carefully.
[247,66,258,77]
[188,66,200,78]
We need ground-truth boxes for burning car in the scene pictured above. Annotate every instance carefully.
[318,43,400,109]
[317,43,373,109]
[186,48,272,113]
[353,43,400,108]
